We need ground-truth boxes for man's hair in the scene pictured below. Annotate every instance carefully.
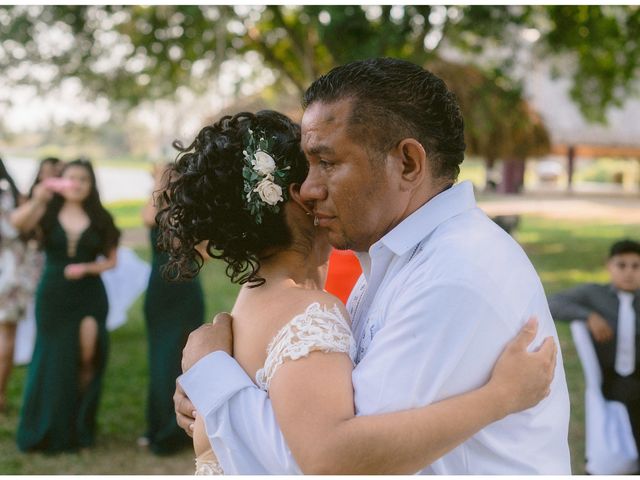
[609,239,640,258]
[302,57,466,181]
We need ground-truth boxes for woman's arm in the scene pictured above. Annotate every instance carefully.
[268,318,555,475]
[65,247,118,279]
[10,183,52,233]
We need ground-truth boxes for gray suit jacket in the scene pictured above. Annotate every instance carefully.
[549,283,640,400]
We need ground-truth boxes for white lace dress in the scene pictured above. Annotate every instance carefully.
[195,302,356,475]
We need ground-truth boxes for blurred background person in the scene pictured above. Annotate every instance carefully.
[28,157,64,199]
[0,157,33,413]
[12,158,120,453]
[549,239,640,468]
[13,157,65,366]
[139,162,204,455]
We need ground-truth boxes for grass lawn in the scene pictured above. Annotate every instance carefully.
[0,215,637,473]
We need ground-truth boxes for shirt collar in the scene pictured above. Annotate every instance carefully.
[377,180,477,257]
[610,284,640,299]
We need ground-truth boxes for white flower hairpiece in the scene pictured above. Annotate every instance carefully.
[242,129,291,224]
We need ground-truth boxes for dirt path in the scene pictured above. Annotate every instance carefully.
[478,192,640,224]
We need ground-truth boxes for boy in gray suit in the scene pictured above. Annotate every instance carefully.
[549,239,640,450]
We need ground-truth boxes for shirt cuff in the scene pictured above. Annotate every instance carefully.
[178,351,256,417]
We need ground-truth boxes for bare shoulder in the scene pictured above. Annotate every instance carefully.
[286,288,351,327]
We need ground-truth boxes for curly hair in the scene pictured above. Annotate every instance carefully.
[303,57,466,181]
[157,110,308,287]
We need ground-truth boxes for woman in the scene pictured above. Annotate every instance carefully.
[12,156,65,367]
[158,111,556,474]
[13,158,120,452]
[0,158,32,412]
[140,162,205,454]
[28,157,64,199]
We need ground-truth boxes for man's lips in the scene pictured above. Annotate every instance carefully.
[314,213,336,227]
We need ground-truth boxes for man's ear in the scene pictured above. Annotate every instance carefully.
[394,138,428,190]
[289,183,313,215]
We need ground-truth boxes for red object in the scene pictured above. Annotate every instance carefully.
[324,249,362,304]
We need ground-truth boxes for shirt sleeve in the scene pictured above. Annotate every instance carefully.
[547,284,595,322]
[352,279,521,415]
[178,351,300,474]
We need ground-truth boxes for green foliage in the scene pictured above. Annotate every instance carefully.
[1,5,638,121]
[106,199,146,230]
[544,6,640,122]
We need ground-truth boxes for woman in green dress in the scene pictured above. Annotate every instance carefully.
[12,159,120,453]
[140,163,204,455]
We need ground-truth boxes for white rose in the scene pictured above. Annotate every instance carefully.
[254,177,283,206]
[252,150,276,175]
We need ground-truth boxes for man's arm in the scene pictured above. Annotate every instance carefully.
[548,284,596,322]
[176,314,301,474]
[179,351,301,474]
[548,284,614,342]
[178,286,555,474]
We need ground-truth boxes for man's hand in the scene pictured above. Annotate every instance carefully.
[587,312,613,343]
[181,312,234,373]
[489,317,557,416]
[175,312,234,436]
[174,380,197,437]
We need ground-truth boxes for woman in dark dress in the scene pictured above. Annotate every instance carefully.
[12,159,120,453]
[140,163,204,455]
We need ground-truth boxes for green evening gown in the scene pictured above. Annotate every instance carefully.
[143,227,204,455]
[17,219,110,453]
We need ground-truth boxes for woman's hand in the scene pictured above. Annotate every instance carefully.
[31,182,54,204]
[64,263,88,280]
[488,317,557,417]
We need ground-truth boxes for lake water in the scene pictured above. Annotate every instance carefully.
[3,156,152,202]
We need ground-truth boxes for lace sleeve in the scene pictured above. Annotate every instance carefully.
[255,302,355,391]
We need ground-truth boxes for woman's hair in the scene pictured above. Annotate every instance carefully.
[39,158,120,255]
[0,156,21,206]
[157,110,308,286]
[29,156,62,198]
[0,156,22,243]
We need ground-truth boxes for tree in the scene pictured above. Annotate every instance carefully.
[429,59,550,193]
[1,5,638,121]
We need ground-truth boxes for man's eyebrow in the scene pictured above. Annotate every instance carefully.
[305,144,335,156]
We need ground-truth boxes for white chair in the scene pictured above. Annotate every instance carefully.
[570,320,638,474]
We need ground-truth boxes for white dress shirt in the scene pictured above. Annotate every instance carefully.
[179,180,572,474]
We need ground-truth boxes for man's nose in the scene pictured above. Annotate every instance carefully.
[300,170,328,203]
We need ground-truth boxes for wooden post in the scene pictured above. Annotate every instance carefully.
[500,158,526,194]
[567,145,575,191]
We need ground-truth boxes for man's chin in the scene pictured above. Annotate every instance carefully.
[327,232,351,251]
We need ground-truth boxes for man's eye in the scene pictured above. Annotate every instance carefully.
[319,160,332,168]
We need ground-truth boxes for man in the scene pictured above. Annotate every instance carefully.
[550,239,640,454]
[176,58,571,474]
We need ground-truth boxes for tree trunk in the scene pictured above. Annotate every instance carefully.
[567,145,575,191]
[484,156,499,192]
[499,157,526,194]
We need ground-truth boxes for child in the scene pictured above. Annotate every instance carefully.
[549,239,640,450]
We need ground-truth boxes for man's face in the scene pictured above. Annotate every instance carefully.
[299,100,406,252]
[607,252,640,292]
